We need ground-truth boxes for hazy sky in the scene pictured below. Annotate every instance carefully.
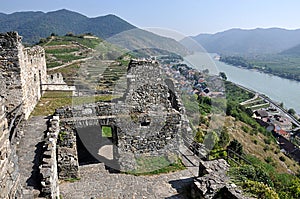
[2,0,300,36]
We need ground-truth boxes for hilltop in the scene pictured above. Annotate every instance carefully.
[0,9,135,44]
[191,28,300,55]
[0,9,189,56]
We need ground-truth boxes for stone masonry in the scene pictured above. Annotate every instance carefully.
[39,116,60,198]
[46,73,76,93]
[0,31,47,119]
[115,59,186,171]
[54,59,190,176]
[0,96,21,198]
[0,32,47,198]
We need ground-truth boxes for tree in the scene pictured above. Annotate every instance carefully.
[217,128,230,148]
[279,102,284,108]
[204,131,219,149]
[219,72,227,80]
[65,32,74,37]
[227,139,243,156]
[288,108,296,115]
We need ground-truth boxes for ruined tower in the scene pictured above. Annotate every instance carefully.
[0,32,47,198]
[0,31,47,120]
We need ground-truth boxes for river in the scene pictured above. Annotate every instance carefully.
[183,53,300,114]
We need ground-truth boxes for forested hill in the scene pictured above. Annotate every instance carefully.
[0,9,189,56]
[280,43,300,56]
[192,28,300,55]
[0,9,135,44]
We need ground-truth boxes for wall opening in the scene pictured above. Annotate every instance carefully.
[76,126,102,166]
[76,125,118,167]
[141,121,151,126]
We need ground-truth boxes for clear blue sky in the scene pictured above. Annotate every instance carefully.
[2,0,300,36]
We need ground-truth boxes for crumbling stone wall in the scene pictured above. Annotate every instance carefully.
[0,97,21,198]
[191,159,251,199]
[46,73,76,92]
[40,116,60,198]
[0,31,47,198]
[115,60,184,170]
[0,31,47,119]
[57,125,79,180]
[54,60,187,171]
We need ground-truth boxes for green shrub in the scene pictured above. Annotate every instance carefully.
[279,156,286,162]
[242,180,279,199]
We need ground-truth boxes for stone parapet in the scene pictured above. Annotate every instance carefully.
[40,116,60,199]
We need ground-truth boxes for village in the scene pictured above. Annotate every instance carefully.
[157,54,300,164]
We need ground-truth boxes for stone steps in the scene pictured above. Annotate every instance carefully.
[17,116,48,198]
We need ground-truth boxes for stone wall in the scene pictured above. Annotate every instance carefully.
[57,125,79,180]
[40,116,60,198]
[0,32,24,114]
[54,60,188,171]
[0,31,47,120]
[0,31,47,198]
[20,45,47,119]
[46,73,76,92]
[0,96,21,198]
[115,60,184,170]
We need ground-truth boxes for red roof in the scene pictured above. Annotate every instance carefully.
[278,129,289,136]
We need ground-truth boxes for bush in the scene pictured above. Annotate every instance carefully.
[227,139,243,155]
[242,180,279,199]
[279,156,286,162]
[265,156,273,164]
[229,165,273,187]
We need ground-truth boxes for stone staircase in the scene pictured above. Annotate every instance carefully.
[16,116,48,198]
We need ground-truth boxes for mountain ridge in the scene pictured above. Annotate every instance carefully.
[191,27,300,55]
[0,9,136,43]
[0,9,189,56]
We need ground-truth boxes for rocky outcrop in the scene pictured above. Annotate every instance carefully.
[191,159,252,199]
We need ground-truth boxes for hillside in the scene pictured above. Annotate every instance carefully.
[0,9,189,56]
[0,9,135,44]
[191,28,300,55]
[280,43,300,56]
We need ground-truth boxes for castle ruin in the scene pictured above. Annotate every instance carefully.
[0,32,248,199]
[0,32,47,198]
[0,32,47,120]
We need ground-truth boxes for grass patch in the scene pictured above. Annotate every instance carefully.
[45,40,71,46]
[124,156,185,176]
[47,62,62,68]
[224,117,300,174]
[45,48,80,54]
[54,54,85,63]
[31,91,117,116]
[101,126,112,137]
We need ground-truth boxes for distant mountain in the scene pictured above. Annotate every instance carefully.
[0,9,135,44]
[280,44,300,56]
[106,28,189,56]
[0,9,189,56]
[191,28,300,55]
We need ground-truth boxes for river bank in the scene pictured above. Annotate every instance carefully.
[184,53,300,115]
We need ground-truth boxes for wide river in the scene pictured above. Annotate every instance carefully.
[184,53,300,114]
